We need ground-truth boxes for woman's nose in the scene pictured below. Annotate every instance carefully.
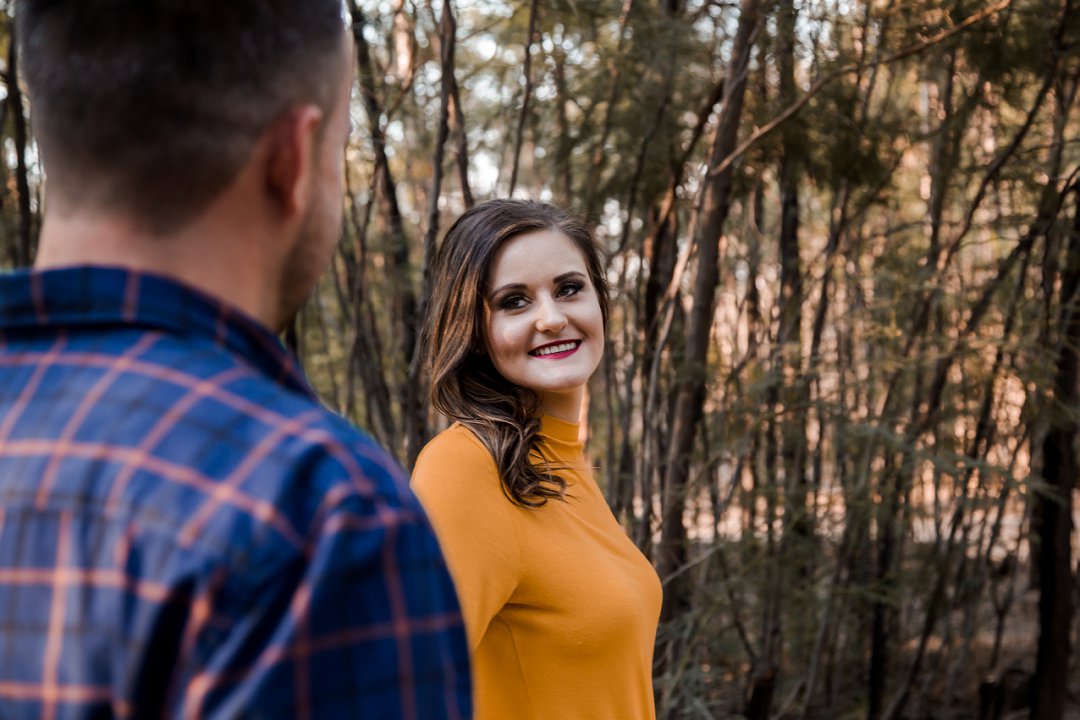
[534,296,568,333]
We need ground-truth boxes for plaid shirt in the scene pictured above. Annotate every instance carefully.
[0,266,471,719]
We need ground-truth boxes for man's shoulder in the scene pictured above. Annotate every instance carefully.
[117,326,391,469]
[133,326,409,491]
[277,397,410,504]
[7,324,413,557]
[136,340,415,540]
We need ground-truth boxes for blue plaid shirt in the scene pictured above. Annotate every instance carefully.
[0,266,471,719]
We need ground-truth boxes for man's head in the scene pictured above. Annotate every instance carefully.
[19,0,354,330]
[19,0,353,328]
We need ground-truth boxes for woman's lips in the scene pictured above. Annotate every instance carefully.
[529,340,581,359]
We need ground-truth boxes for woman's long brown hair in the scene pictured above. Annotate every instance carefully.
[422,199,610,507]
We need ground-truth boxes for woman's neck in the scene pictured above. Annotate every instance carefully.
[537,387,584,423]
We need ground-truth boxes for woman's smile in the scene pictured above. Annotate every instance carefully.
[529,340,582,358]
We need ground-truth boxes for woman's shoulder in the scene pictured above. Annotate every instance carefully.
[417,422,493,463]
[412,423,500,491]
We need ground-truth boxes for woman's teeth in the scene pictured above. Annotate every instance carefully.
[532,341,577,356]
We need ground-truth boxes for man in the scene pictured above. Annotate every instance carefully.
[0,2,471,718]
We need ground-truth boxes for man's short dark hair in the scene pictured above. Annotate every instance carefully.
[17,0,347,233]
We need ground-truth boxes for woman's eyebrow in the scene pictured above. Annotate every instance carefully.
[487,282,527,300]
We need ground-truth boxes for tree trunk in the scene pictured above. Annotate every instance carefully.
[442,0,473,209]
[349,1,420,461]
[507,0,539,196]
[583,0,635,219]
[657,0,761,616]
[407,0,459,467]
[1031,187,1080,720]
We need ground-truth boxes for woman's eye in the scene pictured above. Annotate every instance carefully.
[557,282,583,298]
[499,295,528,310]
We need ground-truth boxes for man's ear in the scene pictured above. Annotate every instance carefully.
[264,105,324,218]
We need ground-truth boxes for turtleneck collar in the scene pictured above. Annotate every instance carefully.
[539,414,582,446]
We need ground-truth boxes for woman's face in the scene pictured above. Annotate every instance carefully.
[482,229,605,422]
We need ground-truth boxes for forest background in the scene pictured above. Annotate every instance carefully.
[1,0,1078,717]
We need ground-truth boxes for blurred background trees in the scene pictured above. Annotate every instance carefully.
[2,0,1078,716]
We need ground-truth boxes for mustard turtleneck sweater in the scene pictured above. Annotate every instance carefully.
[411,416,662,720]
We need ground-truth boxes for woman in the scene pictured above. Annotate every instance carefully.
[412,199,662,720]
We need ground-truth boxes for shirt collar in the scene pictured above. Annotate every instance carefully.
[539,414,582,445]
[0,265,313,396]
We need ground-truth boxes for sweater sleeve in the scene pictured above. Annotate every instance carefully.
[411,426,523,651]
